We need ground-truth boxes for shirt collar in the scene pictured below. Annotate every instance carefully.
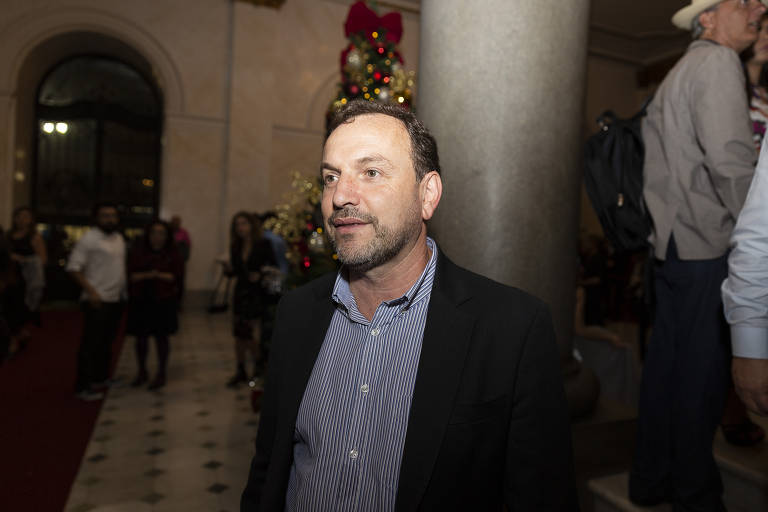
[331,237,439,313]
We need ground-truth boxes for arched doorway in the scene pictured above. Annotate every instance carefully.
[34,55,162,227]
[10,32,166,300]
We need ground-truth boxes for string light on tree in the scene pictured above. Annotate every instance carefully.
[327,0,416,124]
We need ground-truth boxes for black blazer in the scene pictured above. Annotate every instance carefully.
[242,253,577,511]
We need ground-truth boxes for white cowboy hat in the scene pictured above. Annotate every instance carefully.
[672,0,768,31]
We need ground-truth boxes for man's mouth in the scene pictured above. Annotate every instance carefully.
[332,217,368,228]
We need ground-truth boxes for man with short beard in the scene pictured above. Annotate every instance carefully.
[67,202,126,401]
[241,100,576,511]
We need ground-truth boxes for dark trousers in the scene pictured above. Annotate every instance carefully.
[630,238,730,512]
[75,302,123,392]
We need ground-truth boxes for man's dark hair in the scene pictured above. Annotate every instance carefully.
[11,206,35,233]
[325,100,441,181]
[92,201,119,219]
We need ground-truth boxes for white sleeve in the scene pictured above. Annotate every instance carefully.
[66,232,90,273]
[722,137,768,359]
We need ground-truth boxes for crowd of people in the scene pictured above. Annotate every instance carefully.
[0,202,289,401]
[630,1,768,510]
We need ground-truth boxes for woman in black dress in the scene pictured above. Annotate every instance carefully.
[127,220,183,390]
[6,207,47,354]
[226,211,277,387]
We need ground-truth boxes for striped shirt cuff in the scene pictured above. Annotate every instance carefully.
[731,325,768,359]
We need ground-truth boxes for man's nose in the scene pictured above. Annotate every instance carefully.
[331,174,360,208]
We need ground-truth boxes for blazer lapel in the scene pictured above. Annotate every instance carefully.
[275,276,337,440]
[395,255,476,511]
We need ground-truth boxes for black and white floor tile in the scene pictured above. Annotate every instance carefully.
[65,311,259,512]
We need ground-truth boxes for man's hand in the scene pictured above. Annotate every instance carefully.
[87,287,102,308]
[733,357,768,416]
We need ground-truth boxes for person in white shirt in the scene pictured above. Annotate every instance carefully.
[66,203,127,401]
[722,137,768,417]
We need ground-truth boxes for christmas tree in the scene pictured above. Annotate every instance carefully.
[264,173,338,289]
[267,2,417,288]
[328,0,416,120]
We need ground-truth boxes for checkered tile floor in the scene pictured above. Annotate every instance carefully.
[65,310,259,512]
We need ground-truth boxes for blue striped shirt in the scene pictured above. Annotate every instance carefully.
[285,237,439,511]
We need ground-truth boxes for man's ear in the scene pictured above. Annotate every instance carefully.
[419,171,443,221]
[699,10,716,31]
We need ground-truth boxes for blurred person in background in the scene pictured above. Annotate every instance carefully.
[715,14,768,445]
[0,227,13,362]
[226,212,277,388]
[67,203,126,401]
[170,215,190,308]
[744,12,768,150]
[631,1,765,508]
[127,220,183,390]
[255,211,288,370]
[6,206,46,355]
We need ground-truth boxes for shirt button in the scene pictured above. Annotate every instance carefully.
[349,449,359,460]
[370,327,380,336]
[361,384,369,394]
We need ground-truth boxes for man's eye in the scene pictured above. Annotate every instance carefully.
[323,174,338,185]
[365,169,380,178]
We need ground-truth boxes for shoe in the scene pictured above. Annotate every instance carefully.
[148,375,166,391]
[722,418,766,446]
[76,389,105,401]
[131,373,148,387]
[92,377,123,390]
[226,372,247,388]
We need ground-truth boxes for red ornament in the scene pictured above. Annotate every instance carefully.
[383,76,390,84]
[373,71,382,81]
[349,84,360,95]
[377,47,385,55]
[303,256,311,268]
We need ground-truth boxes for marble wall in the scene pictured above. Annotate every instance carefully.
[0,0,421,289]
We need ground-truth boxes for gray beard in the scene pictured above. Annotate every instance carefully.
[327,205,422,273]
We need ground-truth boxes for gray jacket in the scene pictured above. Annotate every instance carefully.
[643,40,756,260]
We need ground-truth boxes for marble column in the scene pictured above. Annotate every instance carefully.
[419,0,598,417]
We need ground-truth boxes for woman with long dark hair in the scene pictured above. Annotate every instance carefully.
[127,220,183,390]
[6,206,46,354]
[226,211,277,387]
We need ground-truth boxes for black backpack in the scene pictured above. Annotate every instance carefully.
[583,101,653,252]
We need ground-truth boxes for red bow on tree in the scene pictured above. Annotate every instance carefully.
[344,1,403,43]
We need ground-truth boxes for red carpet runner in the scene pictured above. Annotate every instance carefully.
[0,309,125,511]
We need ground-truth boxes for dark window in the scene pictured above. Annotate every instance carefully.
[34,56,162,227]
